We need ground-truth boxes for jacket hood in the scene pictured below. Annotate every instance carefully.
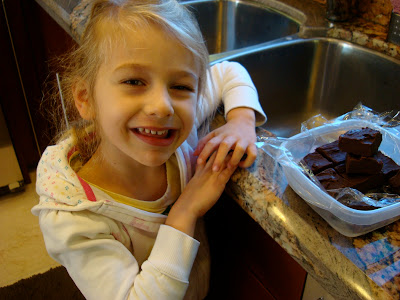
[32,132,195,232]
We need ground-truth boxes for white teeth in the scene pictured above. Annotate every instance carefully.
[137,128,168,136]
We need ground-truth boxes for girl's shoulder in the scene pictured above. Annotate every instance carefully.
[38,129,83,174]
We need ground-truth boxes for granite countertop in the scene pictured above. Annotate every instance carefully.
[34,0,400,299]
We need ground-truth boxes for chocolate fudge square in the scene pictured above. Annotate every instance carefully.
[315,168,350,190]
[389,170,400,188]
[337,198,380,211]
[303,151,333,174]
[389,170,400,194]
[338,127,382,156]
[336,164,384,193]
[345,153,383,174]
[376,151,400,178]
[316,140,346,165]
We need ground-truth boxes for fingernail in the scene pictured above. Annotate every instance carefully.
[197,158,203,164]
[213,165,219,172]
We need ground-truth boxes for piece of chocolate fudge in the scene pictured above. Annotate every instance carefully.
[389,170,400,194]
[316,140,346,165]
[376,151,400,178]
[345,153,383,174]
[338,127,382,156]
[336,164,385,193]
[337,198,380,211]
[303,151,333,174]
[315,168,350,191]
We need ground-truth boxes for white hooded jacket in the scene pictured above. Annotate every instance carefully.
[32,61,266,300]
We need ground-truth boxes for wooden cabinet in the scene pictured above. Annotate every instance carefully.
[0,0,76,182]
[204,194,307,299]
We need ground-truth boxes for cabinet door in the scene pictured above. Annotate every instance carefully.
[0,0,37,182]
[0,0,76,181]
[204,193,307,300]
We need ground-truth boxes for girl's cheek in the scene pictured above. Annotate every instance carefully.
[177,101,196,134]
[188,103,197,125]
[181,98,196,115]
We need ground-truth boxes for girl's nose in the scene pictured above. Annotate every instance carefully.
[144,86,174,117]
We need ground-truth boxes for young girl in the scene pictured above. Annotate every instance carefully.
[32,0,266,299]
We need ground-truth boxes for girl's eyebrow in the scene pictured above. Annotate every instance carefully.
[171,70,199,82]
[113,63,198,81]
[113,63,147,74]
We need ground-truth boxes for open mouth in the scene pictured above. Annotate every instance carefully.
[136,128,169,138]
[132,127,177,146]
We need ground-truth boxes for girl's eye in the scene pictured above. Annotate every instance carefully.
[172,85,195,92]
[123,79,144,86]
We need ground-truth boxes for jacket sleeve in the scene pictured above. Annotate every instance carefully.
[38,209,199,300]
[195,61,267,128]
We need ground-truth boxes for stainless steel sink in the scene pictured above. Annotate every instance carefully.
[182,0,299,55]
[213,38,400,137]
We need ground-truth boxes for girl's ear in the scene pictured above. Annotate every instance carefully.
[72,79,95,120]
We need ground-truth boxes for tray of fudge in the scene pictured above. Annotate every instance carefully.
[279,119,400,237]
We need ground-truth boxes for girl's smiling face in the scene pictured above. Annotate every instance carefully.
[90,23,200,168]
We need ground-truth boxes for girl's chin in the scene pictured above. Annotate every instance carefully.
[136,150,174,167]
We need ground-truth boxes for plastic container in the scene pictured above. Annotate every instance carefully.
[279,119,400,237]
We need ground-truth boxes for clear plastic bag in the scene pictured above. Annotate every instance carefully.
[256,104,400,236]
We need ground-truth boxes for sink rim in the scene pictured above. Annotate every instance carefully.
[181,0,396,63]
[181,0,304,26]
[181,0,303,55]
[210,36,400,65]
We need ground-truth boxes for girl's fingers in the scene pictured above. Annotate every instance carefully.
[220,163,237,182]
[198,139,255,171]
[212,137,236,171]
[193,132,215,156]
[201,151,218,171]
[219,154,238,182]
[238,143,257,168]
[196,136,222,165]
[195,151,215,174]
[227,142,246,167]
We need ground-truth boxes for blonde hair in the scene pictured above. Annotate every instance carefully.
[46,0,209,162]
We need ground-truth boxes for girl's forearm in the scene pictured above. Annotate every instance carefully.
[165,201,198,237]
[226,107,256,124]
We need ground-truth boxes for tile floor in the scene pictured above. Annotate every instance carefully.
[0,171,60,287]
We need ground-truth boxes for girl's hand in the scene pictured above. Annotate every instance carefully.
[194,107,257,172]
[166,152,237,236]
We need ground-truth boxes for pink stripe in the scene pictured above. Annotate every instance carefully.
[77,175,97,202]
[67,146,78,160]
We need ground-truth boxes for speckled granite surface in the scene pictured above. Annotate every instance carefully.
[316,0,400,59]
[327,25,400,59]
[33,0,400,299]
